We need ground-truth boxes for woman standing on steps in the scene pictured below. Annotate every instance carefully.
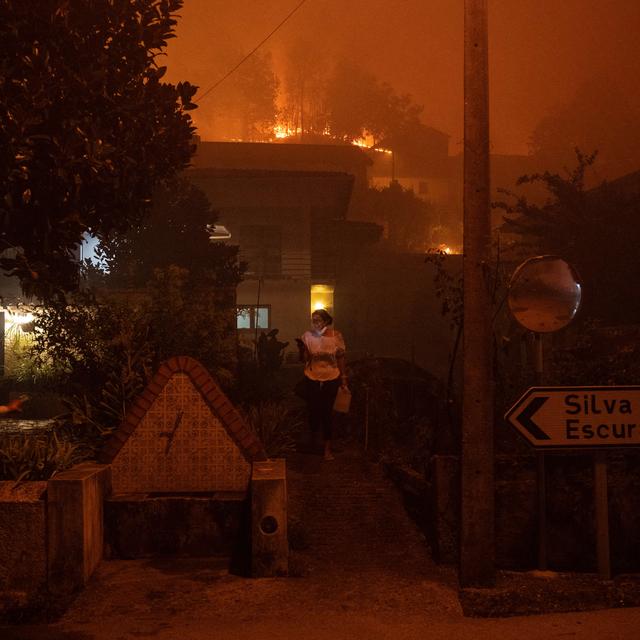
[298,309,348,461]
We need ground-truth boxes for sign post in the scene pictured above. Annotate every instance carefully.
[594,451,611,579]
[507,255,583,573]
[506,385,640,579]
[533,333,547,570]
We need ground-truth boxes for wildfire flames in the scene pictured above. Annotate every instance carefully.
[270,123,392,154]
[351,134,393,155]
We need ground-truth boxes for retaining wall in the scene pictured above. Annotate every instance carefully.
[0,463,111,620]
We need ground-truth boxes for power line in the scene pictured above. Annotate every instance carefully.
[195,0,309,103]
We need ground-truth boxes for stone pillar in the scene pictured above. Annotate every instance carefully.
[47,463,112,595]
[0,481,47,614]
[251,459,288,577]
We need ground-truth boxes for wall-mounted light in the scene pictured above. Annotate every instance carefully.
[208,224,231,241]
[2,307,36,337]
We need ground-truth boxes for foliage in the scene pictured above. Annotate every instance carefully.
[378,415,437,473]
[31,263,239,436]
[31,290,154,449]
[324,60,380,142]
[424,250,463,330]
[361,182,434,251]
[348,357,444,468]
[324,59,425,149]
[231,50,279,141]
[0,0,197,298]
[146,265,238,385]
[200,48,279,142]
[549,323,640,387]
[279,53,436,155]
[14,173,241,456]
[0,428,83,482]
[496,149,597,254]
[495,149,640,324]
[281,38,330,139]
[235,346,287,405]
[93,177,241,290]
[245,401,302,458]
[424,238,513,450]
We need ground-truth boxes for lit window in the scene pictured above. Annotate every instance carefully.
[237,308,251,329]
[255,307,269,329]
[236,305,270,330]
[310,284,334,316]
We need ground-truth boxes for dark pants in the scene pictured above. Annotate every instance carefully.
[304,377,340,441]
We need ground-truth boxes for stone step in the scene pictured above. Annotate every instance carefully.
[286,447,433,574]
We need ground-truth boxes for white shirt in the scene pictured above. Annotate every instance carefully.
[301,328,346,382]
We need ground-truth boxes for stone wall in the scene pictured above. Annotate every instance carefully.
[0,481,47,616]
[105,493,248,561]
[0,464,111,620]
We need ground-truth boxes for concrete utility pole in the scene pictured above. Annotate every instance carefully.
[460,0,494,587]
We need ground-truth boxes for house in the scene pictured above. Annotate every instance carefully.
[187,141,375,356]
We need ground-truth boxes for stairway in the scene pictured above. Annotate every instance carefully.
[286,441,436,576]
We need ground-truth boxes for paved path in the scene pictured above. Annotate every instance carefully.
[3,443,640,639]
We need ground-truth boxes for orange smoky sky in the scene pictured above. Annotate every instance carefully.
[165,0,640,157]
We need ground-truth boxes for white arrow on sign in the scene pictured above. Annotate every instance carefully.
[504,386,640,448]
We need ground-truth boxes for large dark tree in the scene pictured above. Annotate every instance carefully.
[496,151,640,324]
[361,181,434,252]
[324,59,425,150]
[97,177,240,289]
[229,50,279,142]
[0,0,197,299]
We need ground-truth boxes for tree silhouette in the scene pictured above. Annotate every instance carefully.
[497,151,640,324]
[0,0,197,299]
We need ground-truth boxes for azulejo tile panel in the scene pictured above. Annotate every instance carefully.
[111,374,251,493]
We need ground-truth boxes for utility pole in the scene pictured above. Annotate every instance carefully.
[460,0,494,587]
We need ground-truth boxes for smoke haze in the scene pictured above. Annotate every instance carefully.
[166,0,640,176]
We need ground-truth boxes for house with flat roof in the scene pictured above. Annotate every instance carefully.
[188,141,379,356]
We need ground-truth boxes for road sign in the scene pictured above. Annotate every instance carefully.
[505,386,640,448]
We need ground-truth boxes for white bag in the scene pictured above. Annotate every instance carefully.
[333,386,351,413]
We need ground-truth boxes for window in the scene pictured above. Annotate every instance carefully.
[236,305,270,330]
[310,284,334,316]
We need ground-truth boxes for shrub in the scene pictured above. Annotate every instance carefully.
[0,428,83,482]
[245,401,302,458]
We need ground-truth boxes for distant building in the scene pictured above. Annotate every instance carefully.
[187,140,473,379]
[188,141,379,357]
[192,141,371,216]
[369,127,454,242]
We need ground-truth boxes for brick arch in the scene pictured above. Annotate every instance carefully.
[99,355,267,464]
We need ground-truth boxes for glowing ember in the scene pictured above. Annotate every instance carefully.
[352,134,393,155]
[273,124,291,139]
[435,244,462,255]
[270,123,393,153]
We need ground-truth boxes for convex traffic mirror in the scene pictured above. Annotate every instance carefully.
[508,255,582,333]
